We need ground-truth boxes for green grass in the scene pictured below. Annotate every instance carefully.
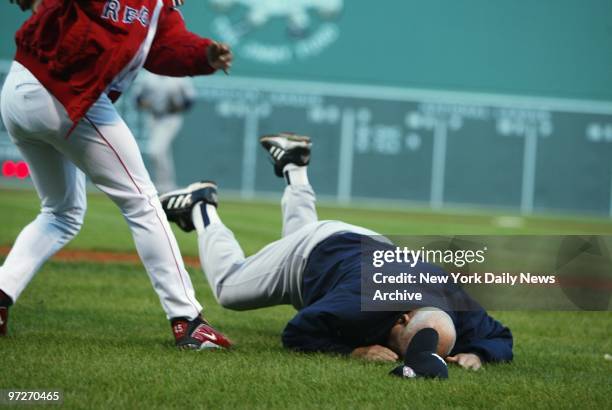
[0,190,611,409]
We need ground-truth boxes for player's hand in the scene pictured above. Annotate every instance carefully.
[446,353,482,370]
[207,41,233,74]
[351,345,399,362]
[9,0,34,11]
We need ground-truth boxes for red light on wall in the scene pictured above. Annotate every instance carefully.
[2,160,16,178]
[2,160,29,179]
[16,162,29,179]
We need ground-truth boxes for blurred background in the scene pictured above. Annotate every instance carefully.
[1,0,611,217]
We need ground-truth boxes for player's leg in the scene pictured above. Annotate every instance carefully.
[57,111,201,319]
[280,175,317,237]
[0,147,85,337]
[259,133,317,237]
[161,182,305,310]
[0,62,86,335]
[55,106,230,349]
[0,141,86,304]
[148,114,182,192]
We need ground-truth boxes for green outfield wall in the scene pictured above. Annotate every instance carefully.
[0,1,611,216]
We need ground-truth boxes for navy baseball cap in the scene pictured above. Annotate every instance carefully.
[389,328,449,379]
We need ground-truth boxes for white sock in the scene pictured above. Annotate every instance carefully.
[191,202,221,235]
[283,164,309,186]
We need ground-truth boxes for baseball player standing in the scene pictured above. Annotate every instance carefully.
[135,72,196,192]
[0,0,233,350]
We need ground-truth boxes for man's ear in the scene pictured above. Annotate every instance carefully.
[398,313,411,325]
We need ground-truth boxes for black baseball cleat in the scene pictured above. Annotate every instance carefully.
[160,181,218,232]
[260,132,312,177]
[171,315,233,350]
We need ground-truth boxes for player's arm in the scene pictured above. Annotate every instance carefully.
[281,303,356,356]
[144,5,232,77]
[351,345,399,362]
[282,302,399,362]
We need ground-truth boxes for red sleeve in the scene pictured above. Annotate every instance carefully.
[144,5,216,77]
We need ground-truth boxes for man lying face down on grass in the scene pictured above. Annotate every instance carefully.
[160,133,513,370]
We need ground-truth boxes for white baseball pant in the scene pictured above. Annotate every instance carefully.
[0,61,202,320]
[198,184,318,311]
[196,182,379,311]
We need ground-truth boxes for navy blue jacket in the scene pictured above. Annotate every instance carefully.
[281,233,513,362]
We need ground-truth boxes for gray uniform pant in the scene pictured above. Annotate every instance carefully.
[198,184,379,311]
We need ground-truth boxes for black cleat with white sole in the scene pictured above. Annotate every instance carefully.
[260,132,311,177]
[160,181,218,232]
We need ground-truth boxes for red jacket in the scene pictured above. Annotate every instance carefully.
[15,0,216,122]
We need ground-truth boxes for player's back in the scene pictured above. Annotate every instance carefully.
[14,0,164,121]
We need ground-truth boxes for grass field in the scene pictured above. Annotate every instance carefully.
[1,189,611,409]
